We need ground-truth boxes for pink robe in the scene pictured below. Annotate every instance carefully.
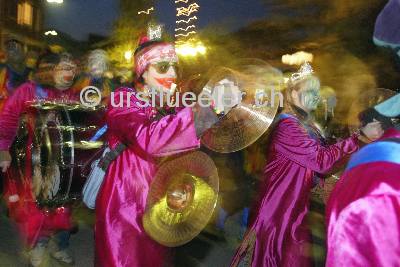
[326,129,400,267]
[231,114,358,267]
[0,81,76,246]
[95,88,200,267]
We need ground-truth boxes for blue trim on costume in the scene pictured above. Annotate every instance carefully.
[90,125,108,141]
[278,113,295,120]
[346,141,400,172]
[35,85,48,99]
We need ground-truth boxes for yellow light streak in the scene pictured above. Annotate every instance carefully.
[138,7,154,15]
[176,16,198,24]
[175,25,196,32]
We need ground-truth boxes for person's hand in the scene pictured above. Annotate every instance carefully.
[210,79,242,116]
[0,150,11,173]
[358,134,372,144]
[360,121,384,142]
[193,103,219,137]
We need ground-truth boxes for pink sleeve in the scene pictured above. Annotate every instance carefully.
[326,195,400,267]
[0,82,36,150]
[106,89,200,157]
[274,118,358,173]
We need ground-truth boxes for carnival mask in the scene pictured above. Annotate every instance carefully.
[88,50,108,79]
[54,59,77,91]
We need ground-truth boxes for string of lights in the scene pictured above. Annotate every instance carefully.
[176,16,198,24]
[174,0,206,57]
[176,3,200,17]
[138,6,154,15]
[175,25,196,32]
[175,31,196,38]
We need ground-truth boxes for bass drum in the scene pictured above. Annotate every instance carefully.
[19,101,105,207]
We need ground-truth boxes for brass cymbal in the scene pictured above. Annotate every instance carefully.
[143,151,219,247]
[347,88,396,132]
[201,64,283,153]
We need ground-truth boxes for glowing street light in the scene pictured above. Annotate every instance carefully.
[176,41,207,57]
[282,51,314,65]
[124,50,133,62]
[44,30,58,36]
[47,0,63,3]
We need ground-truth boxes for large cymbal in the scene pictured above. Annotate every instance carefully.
[143,151,219,247]
[201,64,283,153]
[347,88,396,132]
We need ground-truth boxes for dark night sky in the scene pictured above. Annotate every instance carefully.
[45,0,267,41]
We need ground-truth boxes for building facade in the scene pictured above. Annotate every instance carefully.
[0,0,44,51]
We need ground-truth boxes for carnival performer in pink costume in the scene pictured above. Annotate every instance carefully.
[231,63,360,267]
[0,52,78,266]
[95,36,220,267]
[326,93,400,267]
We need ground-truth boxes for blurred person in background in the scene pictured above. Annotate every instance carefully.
[72,49,114,103]
[0,39,34,112]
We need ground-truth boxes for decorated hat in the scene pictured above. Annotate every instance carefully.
[134,24,178,77]
[374,92,400,118]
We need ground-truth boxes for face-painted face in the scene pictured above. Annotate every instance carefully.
[88,50,108,78]
[5,41,24,64]
[53,60,77,91]
[299,87,321,111]
[143,61,178,94]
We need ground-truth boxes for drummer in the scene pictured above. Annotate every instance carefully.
[0,51,78,267]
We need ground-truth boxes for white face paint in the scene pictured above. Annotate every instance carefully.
[88,50,108,79]
[53,60,77,91]
[299,88,321,111]
[143,61,178,92]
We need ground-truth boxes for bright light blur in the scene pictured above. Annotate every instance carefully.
[176,42,207,57]
[44,30,58,36]
[124,50,133,62]
[47,0,63,3]
[282,51,314,65]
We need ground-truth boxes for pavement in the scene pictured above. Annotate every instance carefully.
[0,203,94,267]
[0,198,326,267]
[0,203,238,267]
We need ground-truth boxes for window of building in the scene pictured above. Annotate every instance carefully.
[17,2,33,26]
[5,0,18,19]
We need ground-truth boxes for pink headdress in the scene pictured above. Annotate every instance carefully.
[134,24,178,77]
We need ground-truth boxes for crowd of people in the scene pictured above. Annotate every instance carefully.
[0,3,400,267]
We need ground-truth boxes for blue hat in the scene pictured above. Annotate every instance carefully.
[374,93,400,117]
